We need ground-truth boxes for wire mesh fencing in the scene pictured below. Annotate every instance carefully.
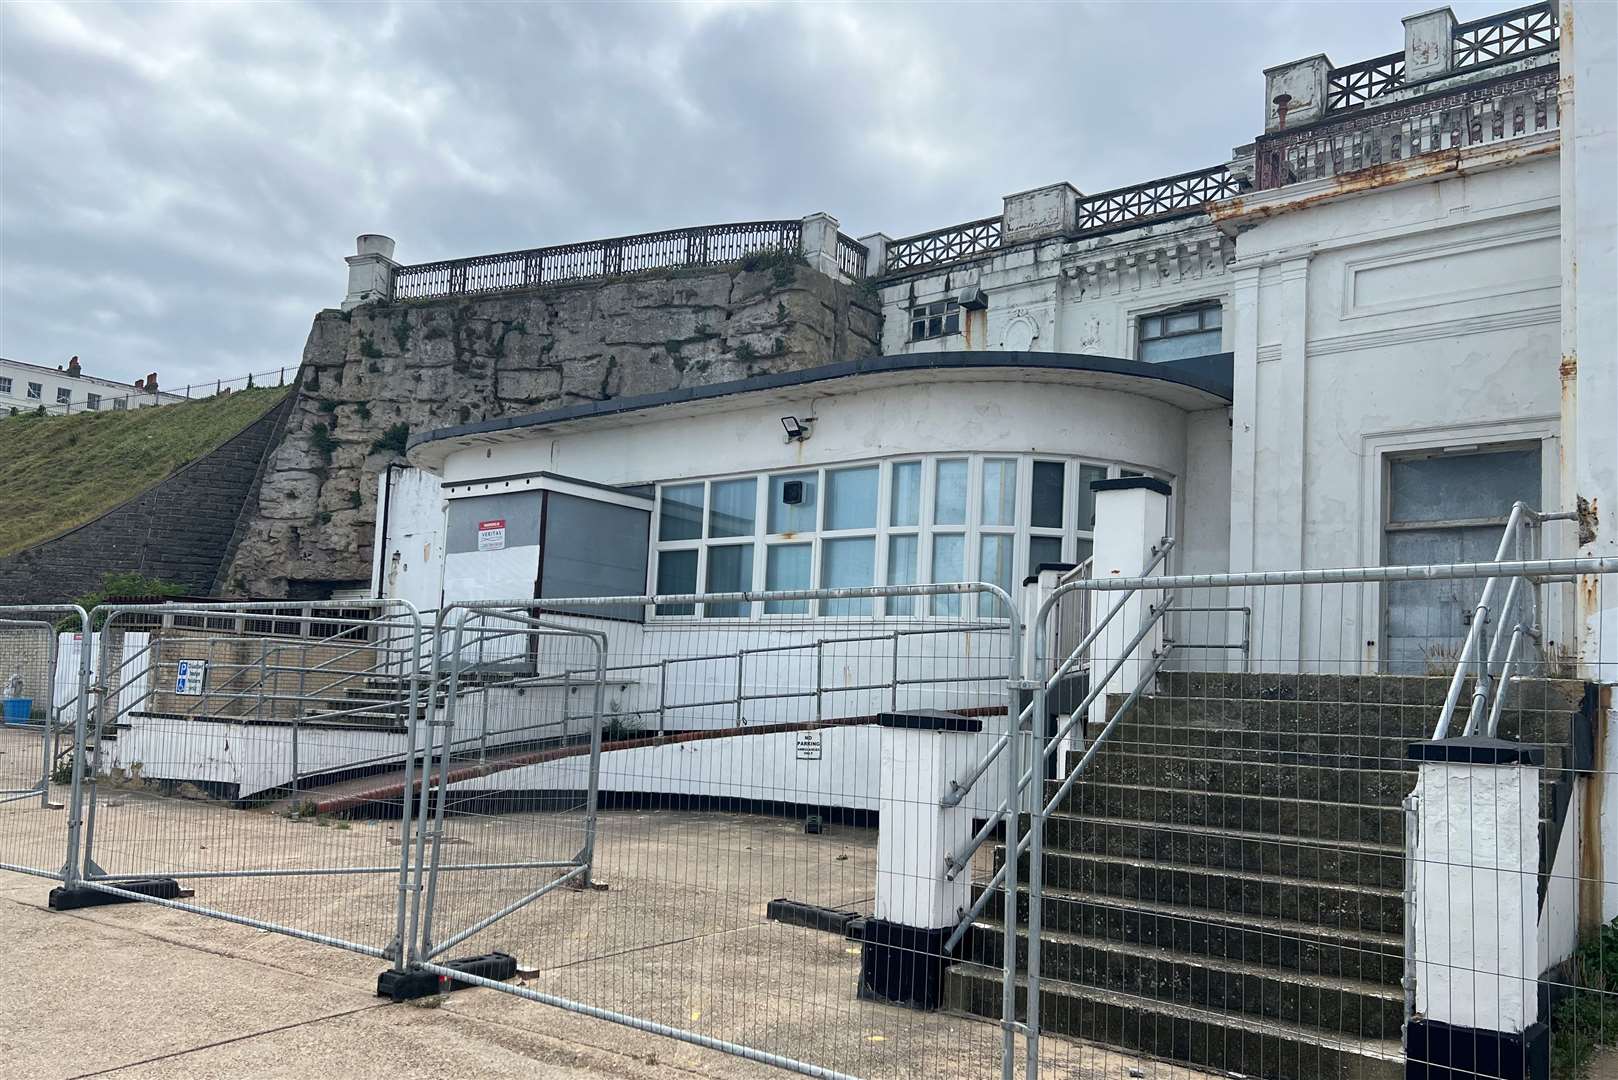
[63,600,428,962]
[400,583,1031,1080]
[0,605,89,881]
[1001,556,1617,1080]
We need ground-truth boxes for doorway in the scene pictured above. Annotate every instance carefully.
[1381,443,1542,674]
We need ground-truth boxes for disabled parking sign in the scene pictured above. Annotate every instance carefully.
[174,659,206,696]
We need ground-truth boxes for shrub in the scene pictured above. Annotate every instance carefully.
[308,423,338,462]
[371,422,410,455]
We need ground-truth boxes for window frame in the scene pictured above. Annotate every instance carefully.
[0,376,10,394]
[55,387,72,405]
[1137,299,1223,363]
[26,382,42,400]
[650,453,1161,622]
[86,393,101,411]
[909,299,962,342]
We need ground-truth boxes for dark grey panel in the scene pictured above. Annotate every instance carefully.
[445,492,543,554]
[538,492,650,622]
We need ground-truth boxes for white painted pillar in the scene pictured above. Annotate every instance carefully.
[1407,739,1546,1076]
[1403,7,1457,83]
[1560,0,1618,922]
[1262,54,1331,132]
[799,212,842,280]
[856,232,891,278]
[863,712,982,1008]
[343,234,397,311]
[1084,479,1171,738]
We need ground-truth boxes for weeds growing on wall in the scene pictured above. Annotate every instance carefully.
[67,571,186,629]
[370,422,410,455]
[1552,917,1618,1077]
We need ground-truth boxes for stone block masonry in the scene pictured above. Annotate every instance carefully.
[0,396,294,606]
[221,258,882,598]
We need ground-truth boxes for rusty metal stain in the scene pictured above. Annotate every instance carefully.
[1578,494,1598,548]
[1213,138,1556,225]
[1579,684,1609,934]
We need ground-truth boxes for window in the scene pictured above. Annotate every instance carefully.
[651,454,1148,620]
[112,398,128,411]
[909,299,960,341]
[86,394,101,411]
[55,387,71,405]
[27,382,42,400]
[1138,301,1222,363]
[0,377,10,394]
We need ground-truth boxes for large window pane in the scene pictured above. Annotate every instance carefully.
[1032,461,1064,529]
[1076,464,1108,530]
[825,466,879,531]
[1140,327,1221,363]
[822,537,875,616]
[981,460,1017,527]
[768,472,818,534]
[931,533,964,616]
[887,534,919,616]
[1388,448,1540,524]
[655,550,697,616]
[979,534,1014,616]
[1029,535,1064,575]
[708,477,756,538]
[703,544,753,618]
[659,483,704,541]
[890,462,921,527]
[765,544,811,615]
[934,460,967,526]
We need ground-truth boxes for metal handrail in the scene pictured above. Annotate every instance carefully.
[1431,502,1576,740]
[942,540,1174,808]
[942,594,1177,880]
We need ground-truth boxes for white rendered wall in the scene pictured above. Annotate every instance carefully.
[1227,154,1565,671]
[446,722,1020,823]
[372,467,445,614]
[434,378,1203,492]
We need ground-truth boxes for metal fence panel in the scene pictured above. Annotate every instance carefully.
[405,583,1028,1080]
[0,605,89,880]
[1012,555,1617,1080]
[69,600,427,963]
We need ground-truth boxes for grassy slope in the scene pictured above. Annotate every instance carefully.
[0,386,290,557]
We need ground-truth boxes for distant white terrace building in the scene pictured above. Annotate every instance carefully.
[0,356,184,415]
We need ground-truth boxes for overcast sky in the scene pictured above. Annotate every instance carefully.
[0,0,1502,391]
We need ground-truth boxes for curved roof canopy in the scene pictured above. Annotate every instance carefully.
[407,349,1232,469]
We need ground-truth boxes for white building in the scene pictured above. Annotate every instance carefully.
[0,356,185,415]
[370,2,1610,688]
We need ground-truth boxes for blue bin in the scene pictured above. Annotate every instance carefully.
[2,698,33,725]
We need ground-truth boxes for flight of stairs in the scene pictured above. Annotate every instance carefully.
[943,671,1587,1080]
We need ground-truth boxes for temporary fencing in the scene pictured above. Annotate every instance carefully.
[400,582,1024,1079]
[57,600,428,968]
[4,551,1615,1080]
[0,604,90,881]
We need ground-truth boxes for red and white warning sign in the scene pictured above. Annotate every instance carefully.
[477,518,507,552]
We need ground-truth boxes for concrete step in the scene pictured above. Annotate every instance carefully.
[1046,780,1406,846]
[1080,751,1416,806]
[996,846,1404,935]
[975,883,1404,986]
[1157,671,1584,714]
[1037,814,1405,891]
[964,922,1405,1040]
[943,962,1403,1080]
[1111,694,1576,744]
[1091,722,1573,772]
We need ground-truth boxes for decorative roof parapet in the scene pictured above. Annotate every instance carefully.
[1252,60,1558,191]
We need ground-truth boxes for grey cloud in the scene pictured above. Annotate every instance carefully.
[1,0,1503,392]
